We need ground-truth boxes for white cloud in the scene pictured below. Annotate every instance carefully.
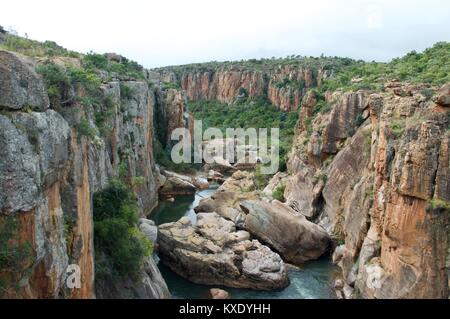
[0,0,449,67]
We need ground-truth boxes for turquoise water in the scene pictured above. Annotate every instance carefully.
[150,186,338,299]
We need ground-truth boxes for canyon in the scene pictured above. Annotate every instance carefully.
[0,29,449,299]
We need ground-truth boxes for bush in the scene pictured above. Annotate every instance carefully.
[93,178,153,281]
[0,216,33,272]
[153,139,199,174]
[120,83,135,100]
[36,62,102,107]
[162,82,180,90]
[84,52,144,80]
[36,62,71,105]
[254,164,270,190]
[390,121,404,137]
[272,184,286,201]
[426,199,450,213]
[78,118,96,140]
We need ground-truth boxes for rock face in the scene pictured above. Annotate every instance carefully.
[285,83,450,298]
[0,50,168,298]
[158,213,289,290]
[240,200,331,264]
[0,50,49,111]
[155,87,188,149]
[155,64,330,111]
[95,256,170,299]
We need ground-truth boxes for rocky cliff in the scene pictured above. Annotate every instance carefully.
[275,82,450,298]
[153,59,343,111]
[0,49,171,298]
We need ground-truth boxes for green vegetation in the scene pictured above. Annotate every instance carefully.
[313,172,328,184]
[36,62,102,106]
[162,81,180,90]
[272,184,286,202]
[426,199,450,213]
[119,82,135,100]
[320,42,450,92]
[0,216,33,292]
[274,78,306,91]
[77,118,96,140]
[390,121,405,138]
[63,213,76,248]
[187,97,298,171]
[83,52,145,80]
[254,164,271,190]
[93,178,153,281]
[153,139,200,174]
[0,217,32,270]
[0,33,79,58]
[155,55,357,79]
[36,62,117,137]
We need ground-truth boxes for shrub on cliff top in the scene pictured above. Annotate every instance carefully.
[93,178,153,281]
[0,33,79,58]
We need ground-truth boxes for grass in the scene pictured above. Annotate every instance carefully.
[0,33,79,58]
[272,184,286,201]
[390,121,405,138]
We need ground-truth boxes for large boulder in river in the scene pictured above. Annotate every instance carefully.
[159,170,197,195]
[157,213,289,290]
[159,170,209,196]
[240,200,331,265]
[195,170,258,226]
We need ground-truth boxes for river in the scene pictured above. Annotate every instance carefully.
[149,185,339,299]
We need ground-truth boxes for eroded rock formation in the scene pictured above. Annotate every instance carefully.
[158,214,289,290]
[154,64,331,111]
[0,49,169,299]
[277,83,450,298]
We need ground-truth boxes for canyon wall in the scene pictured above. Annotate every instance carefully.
[0,50,170,298]
[154,64,331,112]
[278,82,450,298]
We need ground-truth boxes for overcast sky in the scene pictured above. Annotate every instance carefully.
[1,0,449,68]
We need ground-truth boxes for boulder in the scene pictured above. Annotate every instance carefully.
[207,169,225,183]
[209,288,230,299]
[0,50,50,111]
[157,212,289,290]
[219,170,255,193]
[434,83,450,107]
[240,200,331,265]
[159,170,209,195]
[209,156,234,174]
[159,171,196,196]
